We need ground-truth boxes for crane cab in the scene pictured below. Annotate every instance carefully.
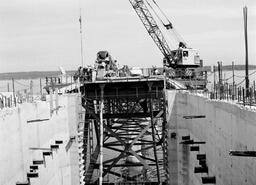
[169,48,200,67]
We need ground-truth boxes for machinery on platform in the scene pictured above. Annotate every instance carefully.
[95,51,118,79]
[129,0,207,88]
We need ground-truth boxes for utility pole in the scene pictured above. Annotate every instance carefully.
[243,6,249,97]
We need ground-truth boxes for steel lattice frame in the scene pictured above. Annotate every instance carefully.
[80,79,168,185]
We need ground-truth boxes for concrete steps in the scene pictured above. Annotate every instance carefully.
[181,135,216,184]
[16,139,64,185]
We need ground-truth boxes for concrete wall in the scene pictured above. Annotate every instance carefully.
[0,94,80,185]
[167,91,256,185]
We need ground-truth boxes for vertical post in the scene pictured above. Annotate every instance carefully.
[162,69,168,182]
[232,62,235,100]
[30,80,33,102]
[40,78,42,96]
[254,81,256,103]
[242,88,245,106]
[148,82,160,183]
[163,67,167,96]
[217,62,222,99]
[213,66,216,99]
[243,6,249,97]
[50,89,53,116]
[56,91,59,114]
[12,78,16,107]
[7,83,10,92]
[99,85,105,185]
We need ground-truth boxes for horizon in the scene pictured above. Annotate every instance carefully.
[0,64,256,75]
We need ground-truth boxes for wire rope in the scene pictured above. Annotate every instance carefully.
[149,0,187,45]
[14,80,30,87]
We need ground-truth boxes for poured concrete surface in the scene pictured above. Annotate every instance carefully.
[167,91,256,185]
[0,94,80,185]
[1,90,256,185]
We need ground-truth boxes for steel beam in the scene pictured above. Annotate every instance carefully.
[81,78,166,184]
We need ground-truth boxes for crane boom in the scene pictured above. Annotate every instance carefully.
[129,0,173,61]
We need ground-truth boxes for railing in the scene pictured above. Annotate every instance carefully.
[0,78,48,110]
[0,95,16,109]
[0,93,45,110]
[206,81,256,106]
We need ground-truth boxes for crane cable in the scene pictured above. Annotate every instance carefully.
[144,0,176,48]
[149,0,187,47]
[144,0,174,49]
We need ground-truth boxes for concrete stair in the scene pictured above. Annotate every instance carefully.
[17,139,64,185]
[16,182,29,185]
[27,172,39,178]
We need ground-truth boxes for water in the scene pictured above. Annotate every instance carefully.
[0,69,255,94]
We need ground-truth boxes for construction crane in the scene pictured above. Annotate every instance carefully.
[129,0,203,80]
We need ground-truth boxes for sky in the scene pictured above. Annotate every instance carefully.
[0,0,255,73]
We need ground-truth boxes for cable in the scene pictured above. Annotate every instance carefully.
[237,79,245,86]
[14,80,30,87]
[149,0,187,45]
[234,70,256,78]
[235,75,245,78]
[145,0,165,26]
[151,0,171,24]
[144,0,177,49]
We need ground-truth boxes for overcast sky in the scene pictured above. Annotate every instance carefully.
[0,0,255,73]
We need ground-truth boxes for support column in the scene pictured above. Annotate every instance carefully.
[148,82,160,183]
[99,84,105,185]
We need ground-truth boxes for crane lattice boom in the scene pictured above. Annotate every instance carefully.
[129,0,173,61]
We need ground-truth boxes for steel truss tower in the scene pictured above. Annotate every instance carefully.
[80,78,168,184]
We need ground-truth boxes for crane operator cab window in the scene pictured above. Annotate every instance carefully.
[183,51,189,57]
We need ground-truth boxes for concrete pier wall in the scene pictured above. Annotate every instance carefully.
[167,91,256,185]
[0,94,80,185]
[2,90,256,185]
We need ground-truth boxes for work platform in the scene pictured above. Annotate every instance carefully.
[79,76,168,184]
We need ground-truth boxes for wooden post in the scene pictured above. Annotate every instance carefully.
[232,62,235,100]
[217,62,223,99]
[30,80,33,102]
[12,78,16,107]
[213,66,216,99]
[40,78,42,96]
[7,83,10,92]
[254,81,256,103]
[50,89,53,116]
